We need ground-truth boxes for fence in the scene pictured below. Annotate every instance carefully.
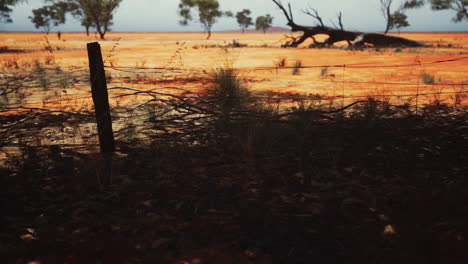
[1,42,467,154]
[102,54,468,106]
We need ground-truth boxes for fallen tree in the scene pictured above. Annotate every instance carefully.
[272,0,425,48]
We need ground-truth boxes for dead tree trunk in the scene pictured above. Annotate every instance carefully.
[272,0,425,48]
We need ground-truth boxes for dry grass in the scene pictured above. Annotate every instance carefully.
[0,32,466,108]
[1,31,467,264]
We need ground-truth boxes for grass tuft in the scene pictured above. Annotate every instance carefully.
[292,60,302,75]
[421,73,435,84]
[275,57,287,68]
[320,66,329,77]
[204,67,253,129]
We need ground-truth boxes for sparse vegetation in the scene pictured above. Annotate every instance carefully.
[0,29,467,264]
[255,14,273,33]
[178,0,231,39]
[320,66,328,77]
[235,9,253,33]
[1,78,466,263]
[451,83,467,107]
[203,67,253,128]
[275,57,287,67]
[33,60,50,90]
[31,0,123,39]
[292,60,302,75]
[422,72,435,84]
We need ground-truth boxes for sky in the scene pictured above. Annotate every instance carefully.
[1,0,467,32]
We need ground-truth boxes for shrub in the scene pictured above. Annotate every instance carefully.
[320,66,328,77]
[451,84,467,108]
[275,57,287,68]
[125,123,137,141]
[0,95,8,107]
[421,73,435,84]
[204,67,253,128]
[289,99,322,131]
[33,60,50,91]
[292,60,302,75]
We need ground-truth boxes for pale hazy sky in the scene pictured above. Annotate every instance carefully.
[1,0,467,32]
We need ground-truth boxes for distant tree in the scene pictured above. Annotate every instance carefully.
[178,0,231,39]
[380,0,424,33]
[390,10,410,32]
[41,0,122,39]
[399,0,467,27]
[402,0,425,8]
[58,1,94,36]
[255,14,273,33]
[80,14,94,36]
[69,0,122,39]
[427,0,467,22]
[380,0,394,33]
[0,0,24,23]
[236,9,253,33]
[29,4,67,33]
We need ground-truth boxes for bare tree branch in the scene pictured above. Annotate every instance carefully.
[272,0,293,24]
[337,12,344,31]
[303,7,325,28]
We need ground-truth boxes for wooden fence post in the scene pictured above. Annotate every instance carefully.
[87,42,115,153]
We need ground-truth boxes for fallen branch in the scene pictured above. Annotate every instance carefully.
[272,0,425,48]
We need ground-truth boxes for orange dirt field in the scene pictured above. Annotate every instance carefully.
[1,31,467,110]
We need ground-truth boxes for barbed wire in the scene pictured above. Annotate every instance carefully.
[2,53,467,119]
[103,74,468,87]
[254,56,468,70]
[245,76,468,86]
[2,82,466,110]
[100,55,468,90]
[102,55,468,73]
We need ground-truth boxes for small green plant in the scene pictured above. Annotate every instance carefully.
[143,101,171,123]
[0,95,8,107]
[33,60,50,91]
[125,122,137,140]
[421,73,435,84]
[292,60,302,75]
[275,57,287,67]
[320,66,329,77]
[450,84,467,108]
[290,100,321,131]
[39,77,50,91]
[205,67,253,130]
[422,85,451,114]
[368,88,394,116]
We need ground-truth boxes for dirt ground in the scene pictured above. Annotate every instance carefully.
[1,31,467,110]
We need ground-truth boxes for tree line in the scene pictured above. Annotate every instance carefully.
[0,0,466,40]
[178,0,274,39]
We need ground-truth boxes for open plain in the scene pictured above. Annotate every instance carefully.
[1,31,468,264]
[1,31,467,111]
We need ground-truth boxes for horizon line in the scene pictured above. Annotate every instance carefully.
[1,29,468,34]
